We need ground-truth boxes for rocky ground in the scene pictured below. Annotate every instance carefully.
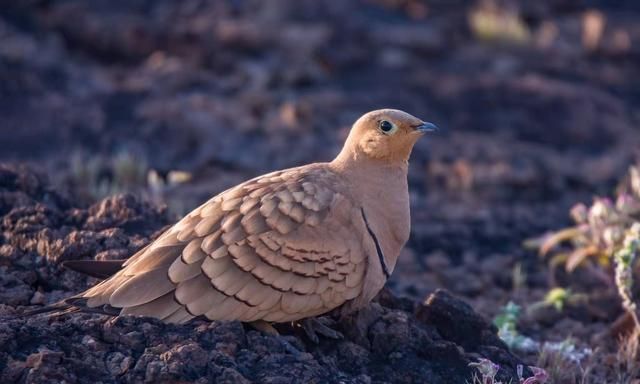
[0,164,528,383]
[1,0,640,383]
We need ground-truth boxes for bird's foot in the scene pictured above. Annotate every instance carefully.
[249,320,280,335]
[299,316,343,343]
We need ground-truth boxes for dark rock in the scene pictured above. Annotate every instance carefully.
[415,289,529,381]
[105,352,132,376]
[416,289,506,352]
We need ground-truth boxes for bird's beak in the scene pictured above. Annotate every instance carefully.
[413,121,438,134]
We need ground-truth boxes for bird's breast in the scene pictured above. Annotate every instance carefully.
[361,188,410,271]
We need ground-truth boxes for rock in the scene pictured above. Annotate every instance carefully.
[161,343,209,378]
[30,291,45,305]
[106,352,132,376]
[25,349,64,368]
[415,289,530,381]
[216,367,252,384]
[337,341,370,371]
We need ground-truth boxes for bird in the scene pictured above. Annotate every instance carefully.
[32,109,437,340]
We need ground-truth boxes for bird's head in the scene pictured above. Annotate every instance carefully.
[336,109,437,164]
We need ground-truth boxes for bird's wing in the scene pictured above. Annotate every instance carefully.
[79,166,370,323]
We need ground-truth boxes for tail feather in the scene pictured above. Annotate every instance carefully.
[19,250,172,321]
[19,297,120,320]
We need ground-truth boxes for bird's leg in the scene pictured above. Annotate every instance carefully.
[249,320,303,356]
[299,316,343,343]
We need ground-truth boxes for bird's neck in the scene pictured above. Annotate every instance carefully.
[330,154,409,193]
[331,145,409,178]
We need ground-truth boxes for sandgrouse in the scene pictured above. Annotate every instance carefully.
[43,109,437,337]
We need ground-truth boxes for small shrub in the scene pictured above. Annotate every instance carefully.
[614,332,640,384]
[467,357,549,384]
[536,340,594,384]
[529,164,640,334]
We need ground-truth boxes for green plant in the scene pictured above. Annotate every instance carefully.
[611,224,640,383]
[493,302,538,352]
[70,150,149,199]
[614,223,640,331]
[468,1,530,44]
[511,262,527,291]
[526,287,587,314]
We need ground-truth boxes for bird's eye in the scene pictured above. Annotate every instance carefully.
[379,120,398,135]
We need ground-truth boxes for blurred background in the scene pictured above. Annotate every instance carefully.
[1,0,640,379]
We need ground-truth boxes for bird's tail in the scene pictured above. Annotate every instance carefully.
[18,296,117,320]
[10,258,128,321]
[21,301,81,317]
